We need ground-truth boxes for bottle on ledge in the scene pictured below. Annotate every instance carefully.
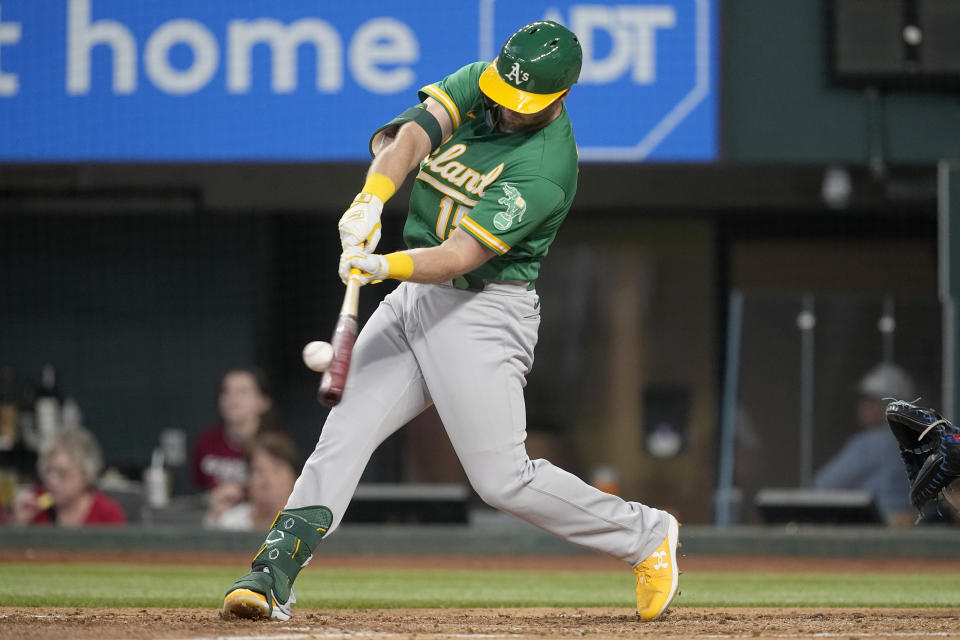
[0,366,18,452]
[14,386,39,485]
[61,397,83,431]
[35,363,61,445]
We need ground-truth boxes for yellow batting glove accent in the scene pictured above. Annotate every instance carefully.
[339,197,382,252]
[361,173,396,204]
[385,252,415,281]
[367,220,382,246]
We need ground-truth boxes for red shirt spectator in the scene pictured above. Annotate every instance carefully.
[192,423,249,490]
[25,486,125,525]
[11,427,125,527]
[191,368,276,523]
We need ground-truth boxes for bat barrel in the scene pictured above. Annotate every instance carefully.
[318,313,358,407]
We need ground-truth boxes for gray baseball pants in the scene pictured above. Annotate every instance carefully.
[286,281,670,566]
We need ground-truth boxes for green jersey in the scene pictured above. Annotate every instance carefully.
[381,61,579,284]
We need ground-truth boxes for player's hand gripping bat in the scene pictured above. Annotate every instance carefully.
[317,267,362,407]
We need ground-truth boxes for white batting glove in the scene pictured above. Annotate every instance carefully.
[338,193,383,252]
[338,247,389,285]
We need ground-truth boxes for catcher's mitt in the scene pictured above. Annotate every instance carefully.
[886,399,960,512]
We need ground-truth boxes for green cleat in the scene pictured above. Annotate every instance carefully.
[222,506,332,621]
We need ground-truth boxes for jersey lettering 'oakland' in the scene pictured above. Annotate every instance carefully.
[401,61,579,284]
[420,144,504,199]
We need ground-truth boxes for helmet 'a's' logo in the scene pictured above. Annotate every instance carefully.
[505,62,530,85]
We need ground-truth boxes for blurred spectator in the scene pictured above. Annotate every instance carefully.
[206,431,300,530]
[814,363,915,524]
[11,427,124,527]
[192,367,275,515]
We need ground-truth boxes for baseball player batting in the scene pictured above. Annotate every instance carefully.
[222,20,680,622]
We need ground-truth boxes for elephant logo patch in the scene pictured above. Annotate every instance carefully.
[493,183,526,231]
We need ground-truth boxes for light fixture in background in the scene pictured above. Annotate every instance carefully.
[821,165,852,210]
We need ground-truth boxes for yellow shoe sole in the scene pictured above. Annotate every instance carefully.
[222,588,271,620]
[655,515,680,619]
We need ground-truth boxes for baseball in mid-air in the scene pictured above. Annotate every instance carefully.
[302,341,334,372]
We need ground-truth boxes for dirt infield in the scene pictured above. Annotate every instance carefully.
[2,606,960,640]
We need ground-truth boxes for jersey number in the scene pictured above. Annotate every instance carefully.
[435,197,469,239]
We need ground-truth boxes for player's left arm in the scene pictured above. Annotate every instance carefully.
[403,230,495,283]
[339,229,493,285]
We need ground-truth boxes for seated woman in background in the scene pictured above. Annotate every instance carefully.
[206,431,300,531]
[12,427,125,526]
[193,367,276,523]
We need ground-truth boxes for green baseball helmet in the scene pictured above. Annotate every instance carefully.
[479,21,582,114]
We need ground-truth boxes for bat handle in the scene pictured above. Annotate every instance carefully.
[342,268,362,316]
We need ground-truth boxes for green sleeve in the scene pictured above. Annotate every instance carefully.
[458,176,565,256]
[417,61,487,133]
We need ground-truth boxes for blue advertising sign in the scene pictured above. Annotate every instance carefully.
[0,0,717,161]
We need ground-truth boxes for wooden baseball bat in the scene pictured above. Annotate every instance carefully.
[317,269,361,407]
